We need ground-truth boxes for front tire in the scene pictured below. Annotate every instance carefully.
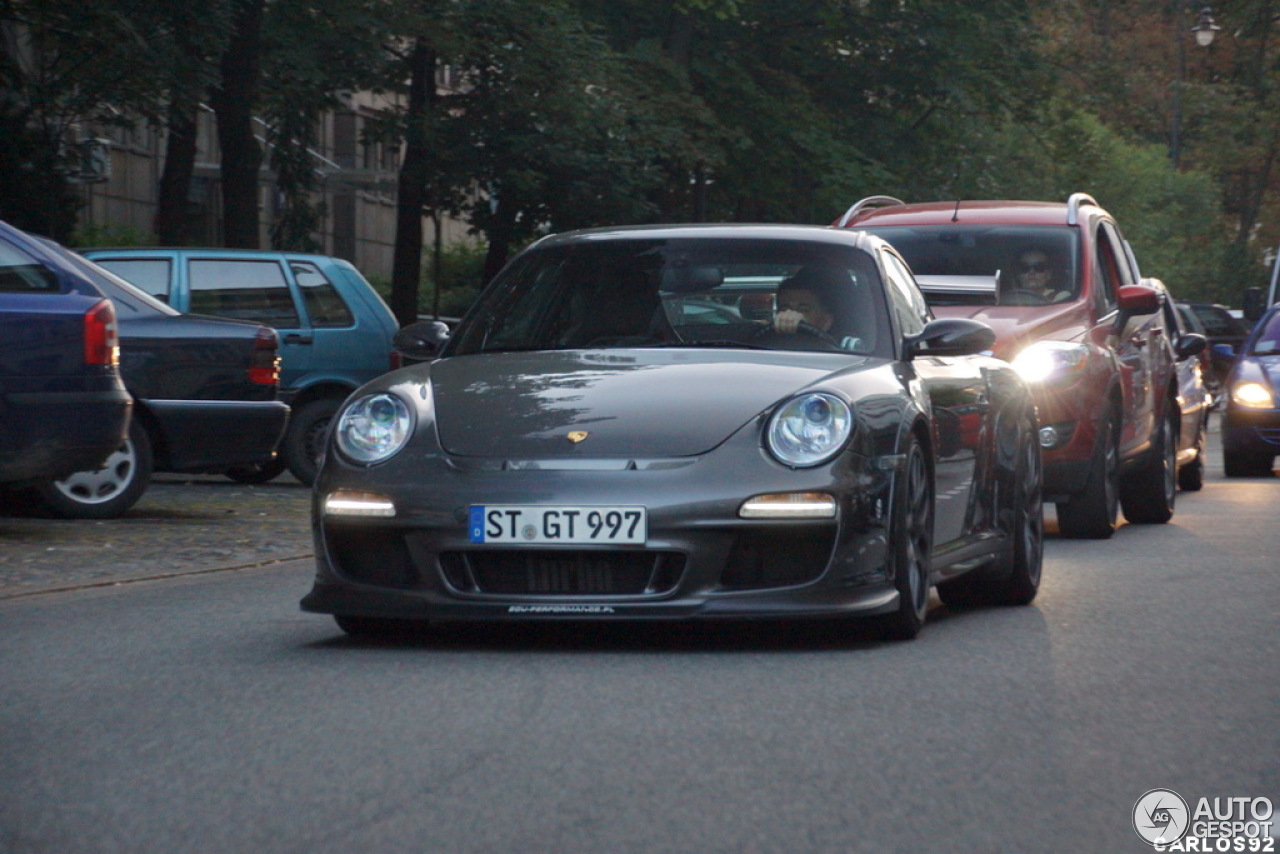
[1177,413,1207,492]
[1057,408,1119,539]
[880,437,933,641]
[283,397,341,486]
[1120,404,1177,524]
[224,457,287,484]
[1224,447,1275,477]
[35,419,153,519]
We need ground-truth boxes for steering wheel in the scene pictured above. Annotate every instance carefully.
[1003,288,1052,305]
[750,320,839,346]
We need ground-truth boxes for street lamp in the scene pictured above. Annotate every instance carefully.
[1192,7,1221,47]
[1170,3,1220,168]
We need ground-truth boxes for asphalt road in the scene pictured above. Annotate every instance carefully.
[2,418,1277,853]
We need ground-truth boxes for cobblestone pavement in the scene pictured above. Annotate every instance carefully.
[0,474,313,598]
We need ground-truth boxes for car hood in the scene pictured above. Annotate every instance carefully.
[932,302,1088,360]
[1236,354,1280,389]
[425,349,869,458]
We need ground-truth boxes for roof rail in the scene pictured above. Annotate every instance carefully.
[835,195,905,228]
[1066,193,1099,226]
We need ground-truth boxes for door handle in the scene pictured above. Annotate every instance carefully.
[283,334,313,345]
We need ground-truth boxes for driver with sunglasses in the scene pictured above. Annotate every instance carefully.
[1014,250,1071,303]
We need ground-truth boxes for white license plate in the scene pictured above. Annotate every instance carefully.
[469,505,647,545]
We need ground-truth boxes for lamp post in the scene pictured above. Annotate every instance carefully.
[1170,4,1221,168]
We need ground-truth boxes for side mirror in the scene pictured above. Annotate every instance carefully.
[906,317,995,358]
[1116,283,1161,317]
[394,319,450,362]
[1174,332,1207,360]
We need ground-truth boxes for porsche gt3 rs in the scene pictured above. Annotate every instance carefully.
[301,224,1043,641]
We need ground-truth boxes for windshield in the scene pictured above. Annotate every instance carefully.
[867,225,1081,307]
[448,237,891,357]
[1248,312,1280,356]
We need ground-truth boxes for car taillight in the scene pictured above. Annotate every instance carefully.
[248,327,281,386]
[84,299,119,366]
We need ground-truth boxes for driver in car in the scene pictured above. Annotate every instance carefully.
[772,266,866,351]
[1014,250,1071,303]
[774,274,836,336]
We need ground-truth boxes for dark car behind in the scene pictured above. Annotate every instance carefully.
[0,220,131,487]
[22,242,290,518]
[1179,300,1249,395]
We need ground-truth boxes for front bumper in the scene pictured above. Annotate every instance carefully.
[1222,407,1280,456]
[301,448,903,623]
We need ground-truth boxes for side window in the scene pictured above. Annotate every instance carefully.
[93,259,171,301]
[0,239,58,292]
[187,259,300,327]
[291,262,354,328]
[1092,227,1122,314]
[880,250,928,337]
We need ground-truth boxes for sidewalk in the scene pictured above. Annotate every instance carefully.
[0,474,313,598]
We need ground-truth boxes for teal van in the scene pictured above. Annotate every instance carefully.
[84,248,399,485]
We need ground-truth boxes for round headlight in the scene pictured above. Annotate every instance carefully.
[767,393,853,467]
[335,393,414,464]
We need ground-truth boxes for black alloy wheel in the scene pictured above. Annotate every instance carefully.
[880,437,934,640]
[1120,404,1177,525]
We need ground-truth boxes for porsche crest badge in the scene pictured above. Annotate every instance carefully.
[567,431,589,444]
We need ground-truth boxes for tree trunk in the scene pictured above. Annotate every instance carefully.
[210,0,265,249]
[482,201,516,284]
[390,38,437,327]
[154,101,198,245]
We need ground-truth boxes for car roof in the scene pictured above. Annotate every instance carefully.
[839,198,1106,229]
[82,247,337,263]
[533,223,883,251]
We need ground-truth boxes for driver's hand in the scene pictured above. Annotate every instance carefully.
[774,309,804,334]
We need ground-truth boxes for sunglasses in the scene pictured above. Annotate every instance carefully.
[1021,262,1049,273]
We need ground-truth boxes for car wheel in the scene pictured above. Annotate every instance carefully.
[35,420,153,519]
[224,457,288,484]
[938,418,1043,608]
[334,614,427,639]
[1120,404,1177,524]
[283,397,341,487]
[1177,414,1207,491]
[879,436,933,640]
[1056,408,1119,539]
[1223,447,1275,477]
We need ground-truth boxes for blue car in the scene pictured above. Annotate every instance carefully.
[0,220,132,488]
[1221,305,1280,477]
[83,248,400,484]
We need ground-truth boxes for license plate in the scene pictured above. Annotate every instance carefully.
[469,505,647,545]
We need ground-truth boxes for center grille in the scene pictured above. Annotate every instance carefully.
[440,550,684,596]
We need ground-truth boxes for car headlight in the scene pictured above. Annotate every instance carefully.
[1231,381,1275,409]
[335,393,414,464]
[1010,341,1090,384]
[766,393,853,467]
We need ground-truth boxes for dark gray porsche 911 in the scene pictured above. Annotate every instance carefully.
[301,224,1043,640]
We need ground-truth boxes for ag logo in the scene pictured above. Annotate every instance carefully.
[566,431,589,444]
[1133,789,1190,846]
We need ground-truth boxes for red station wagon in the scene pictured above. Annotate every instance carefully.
[839,193,1195,538]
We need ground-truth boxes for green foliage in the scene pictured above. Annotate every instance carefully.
[69,222,155,249]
